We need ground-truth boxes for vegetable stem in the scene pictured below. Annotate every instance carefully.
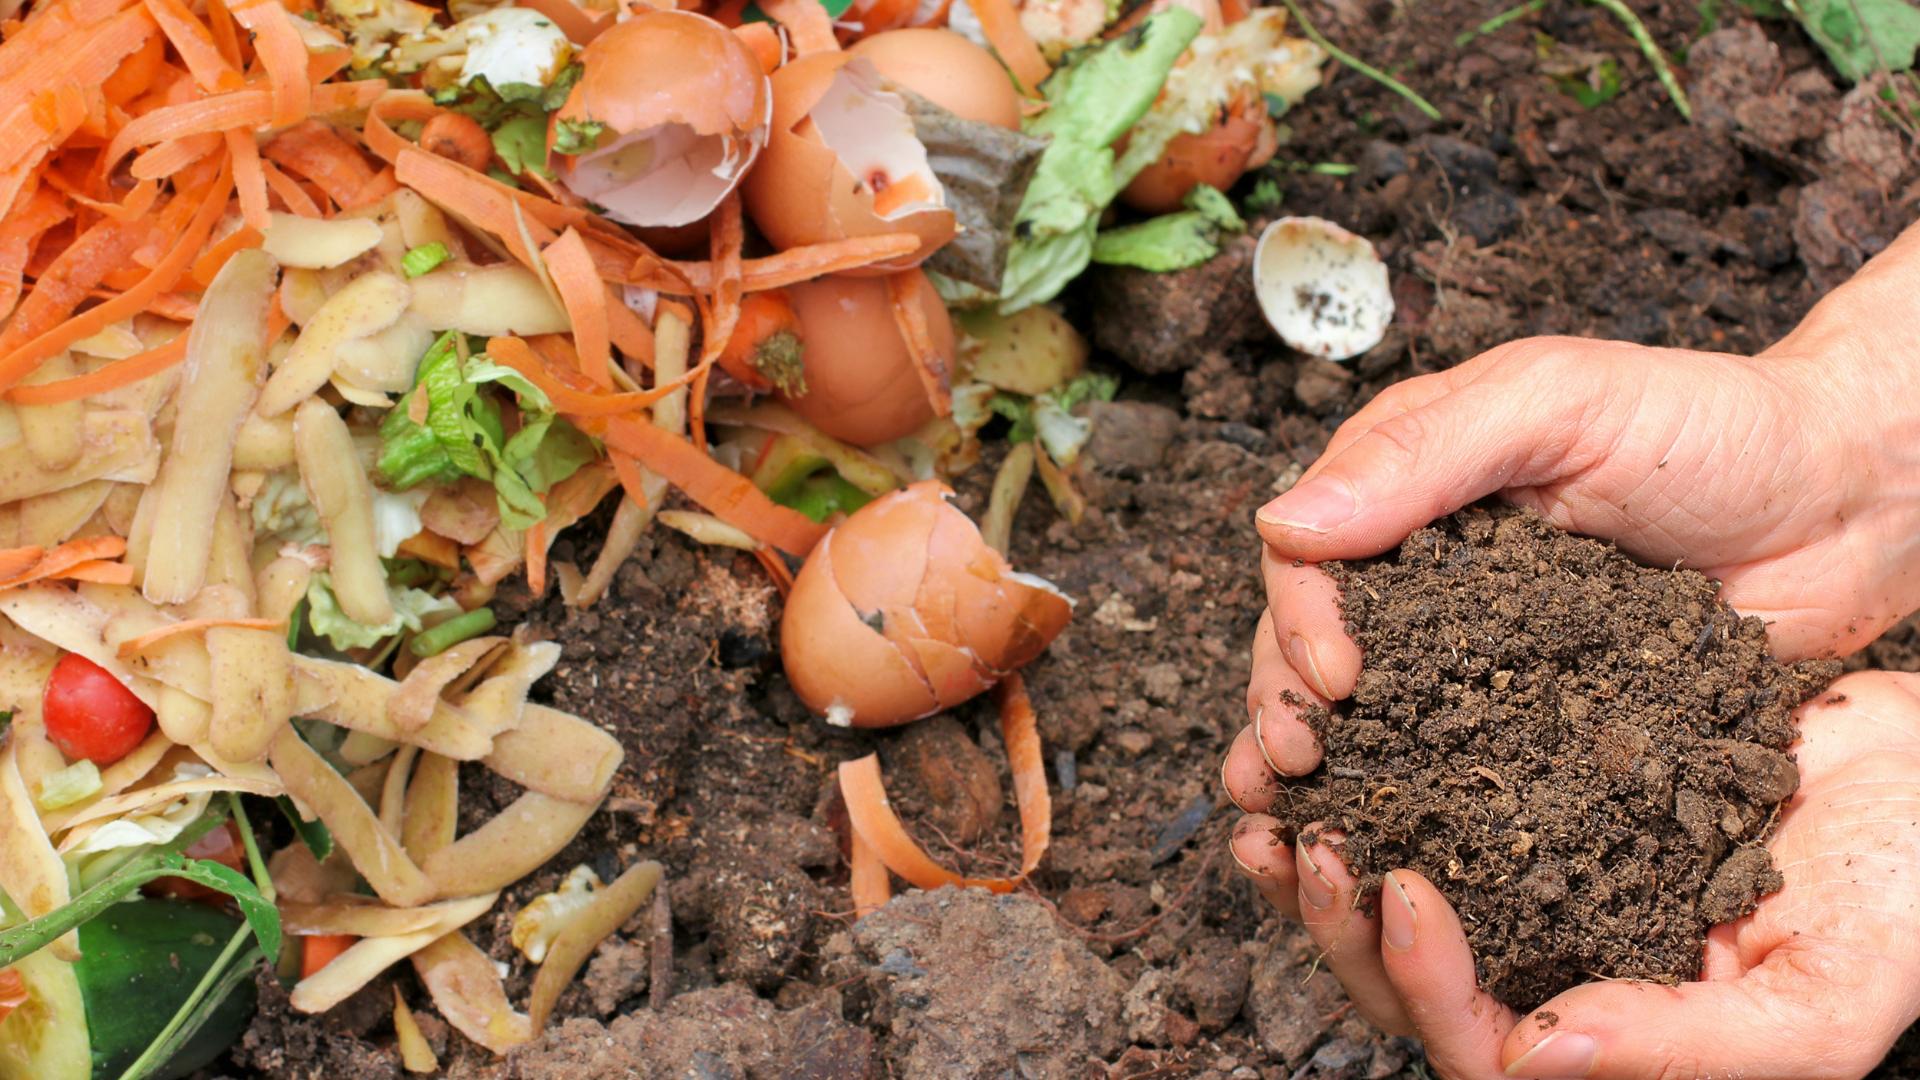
[1453,0,1545,46]
[1585,0,1692,119]
[410,607,498,657]
[117,926,256,1080]
[1278,0,1443,121]
[228,793,275,904]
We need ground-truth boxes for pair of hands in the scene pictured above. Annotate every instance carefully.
[1223,223,1920,1080]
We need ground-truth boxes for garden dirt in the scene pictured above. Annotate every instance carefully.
[220,0,1920,1076]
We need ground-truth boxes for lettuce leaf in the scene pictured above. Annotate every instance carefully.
[998,9,1204,312]
[305,572,461,651]
[1091,184,1246,271]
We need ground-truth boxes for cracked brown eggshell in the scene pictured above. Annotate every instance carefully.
[553,10,771,228]
[780,481,1071,727]
[741,52,956,272]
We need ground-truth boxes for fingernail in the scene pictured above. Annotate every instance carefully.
[1297,837,1335,910]
[1229,818,1270,877]
[1257,479,1356,534]
[1504,1032,1598,1078]
[1289,634,1334,700]
[1222,756,1251,813]
[1382,871,1416,951]
[1253,706,1283,775]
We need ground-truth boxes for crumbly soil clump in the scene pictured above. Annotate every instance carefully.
[1278,506,1839,1008]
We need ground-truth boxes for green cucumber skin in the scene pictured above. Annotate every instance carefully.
[75,899,257,1080]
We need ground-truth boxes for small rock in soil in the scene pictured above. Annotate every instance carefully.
[1175,936,1252,1031]
[851,886,1126,1078]
[505,983,874,1080]
[885,715,1005,846]
[582,935,650,1015]
[1246,925,1353,1067]
[1275,506,1839,1007]
[672,838,823,991]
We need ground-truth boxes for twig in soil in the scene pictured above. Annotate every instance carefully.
[1453,0,1545,47]
[1584,0,1692,120]
[1276,0,1443,121]
[648,885,674,1011]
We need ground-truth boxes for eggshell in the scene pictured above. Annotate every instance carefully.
[1120,93,1267,214]
[553,11,771,227]
[848,29,1021,130]
[741,52,956,271]
[1253,216,1393,360]
[780,481,1072,727]
[780,270,953,447]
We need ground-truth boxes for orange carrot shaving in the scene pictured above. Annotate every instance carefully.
[57,560,137,585]
[115,616,284,658]
[259,157,321,216]
[143,0,243,92]
[871,173,935,217]
[848,829,891,918]
[838,672,1051,894]
[302,934,357,979]
[0,547,47,582]
[525,517,551,597]
[342,166,398,210]
[758,0,837,54]
[606,294,656,370]
[363,90,439,166]
[0,156,232,391]
[0,6,156,171]
[100,81,382,179]
[419,112,492,173]
[0,184,71,323]
[189,222,264,287]
[0,536,130,590]
[262,121,377,208]
[486,336,685,415]
[516,0,614,44]
[732,22,782,75]
[7,335,185,404]
[625,233,922,293]
[543,229,612,389]
[393,147,556,270]
[0,218,149,365]
[752,545,794,598]
[608,450,649,509]
[595,414,826,557]
[102,30,168,108]
[717,290,801,393]
[131,133,223,181]
[968,0,1050,95]
[227,128,270,230]
[886,270,951,417]
[691,193,747,450]
[229,0,312,127]
[204,0,244,68]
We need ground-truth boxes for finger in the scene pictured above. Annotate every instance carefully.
[1255,350,1593,563]
[1378,870,1518,1080]
[1223,723,1280,814]
[1262,549,1362,701]
[1247,609,1329,775]
[1294,830,1413,1034]
[1302,369,1464,485]
[1230,813,1301,920]
[1502,939,1905,1080]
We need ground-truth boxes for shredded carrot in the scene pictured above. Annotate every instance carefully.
[393,147,556,270]
[608,450,649,510]
[102,30,168,108]
[606,293,656,370]
[116,616,284,658]
[486,336,686,415]
[595,415,826,557]
[0,536,129,590]
[838,673,1050,895]
[757,0,837,54]
[0,184,71,323]
[229,0,312,127]
[189,222,264,287]
[262,121,377,208]
[132,133,223,181]
[227,129,270,230]
[0,156,232,391]
[7,335,184,404]
[0,5,156,171]
[259,157,321,216]
[342,165,398,210]
[752,545,794,598]
[57,560,137,585]
[732,22,782,75]
[204,0,244,68]
[968,0,1050,95]
[886,270,951,417]
[143,0,243,92]
[525,516,551,597]
[0,218,149,366]
[848,829,891,918]
[626,233,922,293]
[690,194,746,450]
[543,229,613,389]
[516,0,614,44]
[0,546,46,582]
[101,81,383,179]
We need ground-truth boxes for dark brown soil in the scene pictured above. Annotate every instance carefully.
[1272,506,1839,1007]
[216,0,1920,1074]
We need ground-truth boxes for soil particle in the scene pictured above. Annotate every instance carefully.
[1275,505,1840,1007]
[580,935,650,1015]
[233,971,402,1080]
[1082,399,1183,473]
[1245,925,1366,1068]
[503,983,875,1080]
[671,832,826,991]
[850,886,1128,1078]
[1086,231,1266,374]
[882,715,1005,846]
[1174,936,1253,1032]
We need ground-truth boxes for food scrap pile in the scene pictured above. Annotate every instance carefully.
[0,0,1331,1071]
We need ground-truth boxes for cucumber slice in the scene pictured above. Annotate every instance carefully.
[75,899,257,1080]
[0,945,93,1080]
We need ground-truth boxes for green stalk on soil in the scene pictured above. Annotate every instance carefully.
[1276,0,1444,121]
[1586,0,1693,119]
[1454,0,1545,46]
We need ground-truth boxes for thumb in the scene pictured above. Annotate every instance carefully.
[1255,352,1594,562]
[1501,942,1900,1080]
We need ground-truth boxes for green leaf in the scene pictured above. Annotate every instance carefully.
[163,859,282,960]
[277,796,334,862]
[999,9,1206,312]
[0,810,227,966]
[306,573,460,651]
[1554,56,1623,108]
[401,241,450,278]
[552,118,606,156]
[492,115,552,178]
[1245,176,1284,213]
[503,415,597,494]
[1792,0,1920,80]
[773,472,872,523]
[1092,211,1222,270]
[1185,184,1245,231]
[742,0,853,24]
[120,936,262,1080]
[988,393,1036,443]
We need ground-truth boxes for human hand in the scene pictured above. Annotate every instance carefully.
[1225,670,1920,1080]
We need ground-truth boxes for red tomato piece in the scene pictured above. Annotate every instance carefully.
[42,653,154,765]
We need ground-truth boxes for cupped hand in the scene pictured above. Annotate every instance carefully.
[1226,670,1920,1080]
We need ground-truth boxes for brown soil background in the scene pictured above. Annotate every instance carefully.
[1280,507,1836,1008]
[214,0,1920,1076]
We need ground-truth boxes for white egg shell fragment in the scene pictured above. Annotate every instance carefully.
[460,8,571,89]
[1253,216,1393,361]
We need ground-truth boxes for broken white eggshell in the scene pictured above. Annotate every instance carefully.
[1253,216,1393,361]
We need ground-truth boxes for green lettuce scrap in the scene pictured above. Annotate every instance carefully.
[305,572,461,652]
[985,372,1119,465]
[997,8,1205,313]
[1791,0,1920,80]
[377,333,598,529]
[1090,184,1246,272]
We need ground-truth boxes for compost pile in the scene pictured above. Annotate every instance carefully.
[1278,505,1841,1007]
